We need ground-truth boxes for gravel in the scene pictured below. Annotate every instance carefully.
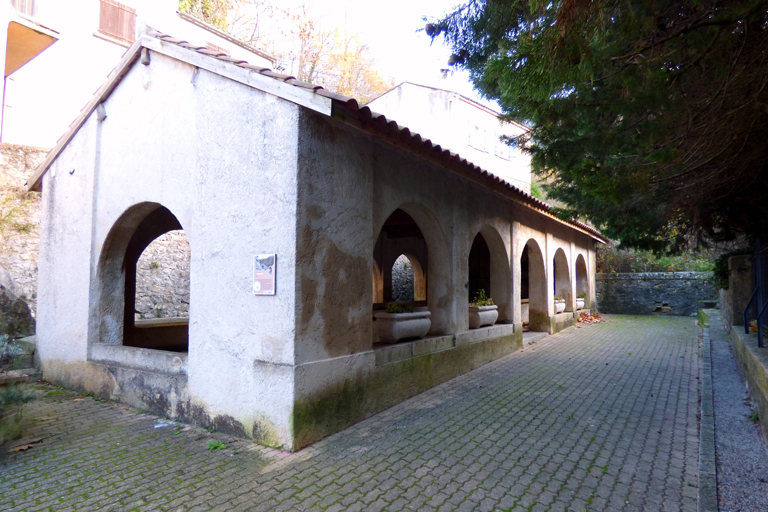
[709,310,768,511]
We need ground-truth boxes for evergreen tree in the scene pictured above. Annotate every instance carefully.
[430,0,768,252]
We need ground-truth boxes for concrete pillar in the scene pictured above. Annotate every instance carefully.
[545,233,554,317]
[511,221,522,326]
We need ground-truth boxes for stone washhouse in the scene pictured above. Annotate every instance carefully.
[27,29,606,450]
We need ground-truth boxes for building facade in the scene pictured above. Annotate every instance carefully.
[368,82,532,193]
[29,29,604,450]
[2,0,274,147]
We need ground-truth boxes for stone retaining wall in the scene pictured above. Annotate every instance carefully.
[727,323,768,442]
[0,143,48,316]
[0,143,191,320]
[596,272,716,316]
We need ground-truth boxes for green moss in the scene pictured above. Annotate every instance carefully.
[697,308,710,328]
[251,414,281,448]
[291,332,522,449]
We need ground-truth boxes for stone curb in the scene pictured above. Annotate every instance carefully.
[698,312,718,512]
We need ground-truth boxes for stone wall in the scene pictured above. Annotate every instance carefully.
[391,254,415,302]
[0,143,48,316]
[0,143,192,320]
[135,231,191,319]
[596,272,716,316]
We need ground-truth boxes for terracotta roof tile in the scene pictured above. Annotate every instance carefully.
[196,48,228,57]
[216,56,248,65]
[315,89,359,109]
[178,42,207,51]
[237,63,271,73]
[285,79,323,90]
[259,70,295,81]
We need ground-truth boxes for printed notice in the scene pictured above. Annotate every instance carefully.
[253,254,276,295]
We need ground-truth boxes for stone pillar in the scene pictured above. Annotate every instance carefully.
[728,255,752,326]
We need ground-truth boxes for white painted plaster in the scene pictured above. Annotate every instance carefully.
[36,116,98,364]
[368,83,532,192]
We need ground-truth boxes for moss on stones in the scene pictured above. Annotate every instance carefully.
[291,331,522,449]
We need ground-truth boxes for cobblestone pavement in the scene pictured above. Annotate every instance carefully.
[1,315,700,511]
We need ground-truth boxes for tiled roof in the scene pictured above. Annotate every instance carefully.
[26,28,606,243]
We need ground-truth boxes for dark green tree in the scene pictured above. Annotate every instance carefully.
[429,0,768,252]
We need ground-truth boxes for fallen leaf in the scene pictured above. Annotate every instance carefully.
[11,444,34,452]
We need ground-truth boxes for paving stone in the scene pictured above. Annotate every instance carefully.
[0,315,701,512]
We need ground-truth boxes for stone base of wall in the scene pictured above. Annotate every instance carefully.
[725,317,768,442]
[40,327,525,451]
[596,272,716,316]
[292,327,523,449]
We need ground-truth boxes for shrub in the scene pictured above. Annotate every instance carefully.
[597,244,717,274]
[385,303,415,314]
[470,289,494,307]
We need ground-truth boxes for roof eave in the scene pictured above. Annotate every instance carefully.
[26,38,144,192]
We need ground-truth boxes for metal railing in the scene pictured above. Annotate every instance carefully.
[744,238,768,347]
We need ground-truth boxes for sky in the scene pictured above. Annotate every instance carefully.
[261,0,494,107]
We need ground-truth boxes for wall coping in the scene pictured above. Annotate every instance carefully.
[596,272,710,281]
[89,343,187,375]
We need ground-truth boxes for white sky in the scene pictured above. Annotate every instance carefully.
[264,0,494,106]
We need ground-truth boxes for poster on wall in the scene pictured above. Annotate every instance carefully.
[253,254,276,295]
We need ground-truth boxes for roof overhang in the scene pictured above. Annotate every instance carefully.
[5,16,58,77]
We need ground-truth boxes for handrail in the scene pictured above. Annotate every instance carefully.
[744,287,760,334]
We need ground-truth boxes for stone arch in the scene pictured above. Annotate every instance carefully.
[523,239,547,332]
[96,202,190,352]
[468,226,512,322]
[575,253,589,303]
[553,248,572,312]
[373,203,451,334]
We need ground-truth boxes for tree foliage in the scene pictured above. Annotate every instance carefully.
[431,0,768,252]
[193,1,393,104]
[259,4,392,103]
[179,0,233,31]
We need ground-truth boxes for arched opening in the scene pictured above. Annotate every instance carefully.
[553,248,572,312]
[391,254,426,302]
[135,231,190,319]
[575,254,588,307]
[467,227,512,324]
[97,203,190,352]
[522,239,547,331]
[468,233,491,303]
[373,209,428,306]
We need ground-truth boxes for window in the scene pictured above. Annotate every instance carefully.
[98,0,136,46]
[507,137,518,160]
[467,123,483,150]
[493,132,505,157]
[10,0,37,18]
